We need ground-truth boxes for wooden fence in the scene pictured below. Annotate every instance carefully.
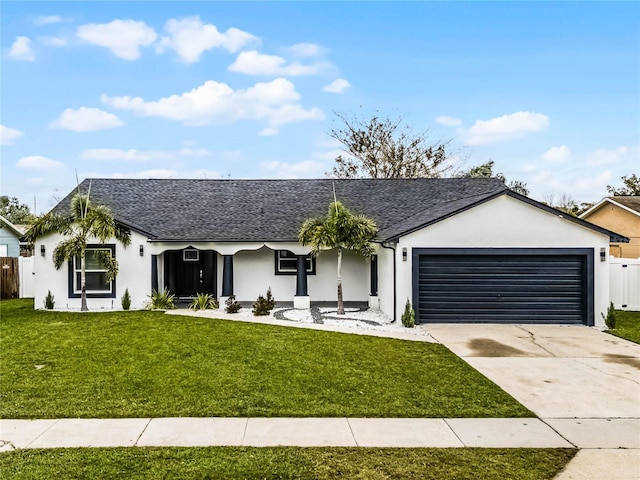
[1,257,20,299]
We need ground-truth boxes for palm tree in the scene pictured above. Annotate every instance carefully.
[25,191,131,311]
[299,200,377,314]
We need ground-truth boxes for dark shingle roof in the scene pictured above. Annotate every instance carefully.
[611,196,640,214]
[52,178,508,242]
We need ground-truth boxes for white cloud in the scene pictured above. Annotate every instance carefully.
[323,79,350,94]
[17,155,64,169]
[0,125,24,145]
[81,147,213,161]
[436,115,462,127]
[466,111,549,146]
[81,149,152,161]
[9,37,35,61]
[159,16,257,63]
[229,50,332,76]
[51,107,123,132]
[77,20,157,60]
[261,160,327,178]
[283,43,324,58]
[39,36,67,47]
[34,15,63,25]
[543,145,571,163]
[587,146,629,166]
[102,78,323,134]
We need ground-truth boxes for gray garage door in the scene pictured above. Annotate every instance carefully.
[414,248,593,325]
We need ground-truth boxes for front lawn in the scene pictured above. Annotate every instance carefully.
[0,299,531,418]
[607,310,640,344]
[0,447,576,480]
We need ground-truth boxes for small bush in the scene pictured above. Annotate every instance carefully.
[401,299,415,328]
[602,301,617,330]
[146,288,176,310]
[225,295,241,314]
[121,288,131,310]
[265,287,275,310]
[43,290,55,310]
[253,287,276,316]
[189,293,219,311]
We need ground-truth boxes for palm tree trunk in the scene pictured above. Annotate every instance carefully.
[80,250,88,312]
[336,247,344,315]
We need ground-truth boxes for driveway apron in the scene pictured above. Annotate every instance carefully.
[424,324,640,419]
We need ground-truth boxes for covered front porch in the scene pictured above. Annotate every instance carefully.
[148,243,380,308]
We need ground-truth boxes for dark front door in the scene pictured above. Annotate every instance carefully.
[164,249,216,298]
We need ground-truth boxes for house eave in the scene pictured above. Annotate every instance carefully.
[382,190,629,243]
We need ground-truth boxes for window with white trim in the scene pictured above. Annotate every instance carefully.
[69,245,116,297]
[275,250,316,275]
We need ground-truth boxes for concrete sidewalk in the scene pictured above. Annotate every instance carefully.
[2,416,639,450]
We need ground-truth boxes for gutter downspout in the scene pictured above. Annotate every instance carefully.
[380,241,397,323]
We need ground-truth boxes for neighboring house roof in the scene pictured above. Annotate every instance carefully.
[0,215,25,238]
[580,196,640,220]
[49,178,627,243]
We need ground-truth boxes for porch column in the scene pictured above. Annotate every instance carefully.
[151,255,158,292]
[222,254,234,297]
[370,254,378,296]
[294,254,310,309]
[369,254,379,309]
[295,255,308,296]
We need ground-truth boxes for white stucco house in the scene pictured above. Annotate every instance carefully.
[31,178,627,327]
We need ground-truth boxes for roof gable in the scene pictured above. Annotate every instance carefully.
[580,196,640,219]
[0,215,25,238]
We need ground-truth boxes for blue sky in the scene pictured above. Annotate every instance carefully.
[1,1,639,213]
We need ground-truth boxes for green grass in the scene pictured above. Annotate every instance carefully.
[607,309,640,344]
[0,298,531,418]
[0,447,576,480]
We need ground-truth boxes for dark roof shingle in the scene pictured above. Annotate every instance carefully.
[52,178,508,242]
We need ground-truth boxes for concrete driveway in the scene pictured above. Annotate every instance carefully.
[425,324,640,419]
[425,324,640,479]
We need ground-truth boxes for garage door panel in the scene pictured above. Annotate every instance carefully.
[415,249,590,325]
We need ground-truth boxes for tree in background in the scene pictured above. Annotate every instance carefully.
[299,200,377,315]
[327,112,453,179]
[607,174,640,196]
[458,160,530,196]
[0,196,34,224]
[24,190,131,311]
[541,193,593,217]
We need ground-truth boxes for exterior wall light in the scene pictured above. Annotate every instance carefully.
[600,248,606,262]
[402,247,407,261]
[139,245,144,256]
[40,245,45,257]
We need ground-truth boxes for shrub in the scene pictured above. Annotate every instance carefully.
[401,299,415,328]
[602,301,617,330]
[121,288,131,310]
[146,288,176,310]
[189,293,219,311]
[253,287,276,316]
[225,295,241,314]
[43,290,55,310]
[265,287,276,310]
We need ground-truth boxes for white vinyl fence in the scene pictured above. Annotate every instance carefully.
[610,257,640,311]
[19,256,34,298]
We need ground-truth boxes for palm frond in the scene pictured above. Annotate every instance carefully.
[94,249,119,282]
[23,213,72,242]
[52,236,86,269]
